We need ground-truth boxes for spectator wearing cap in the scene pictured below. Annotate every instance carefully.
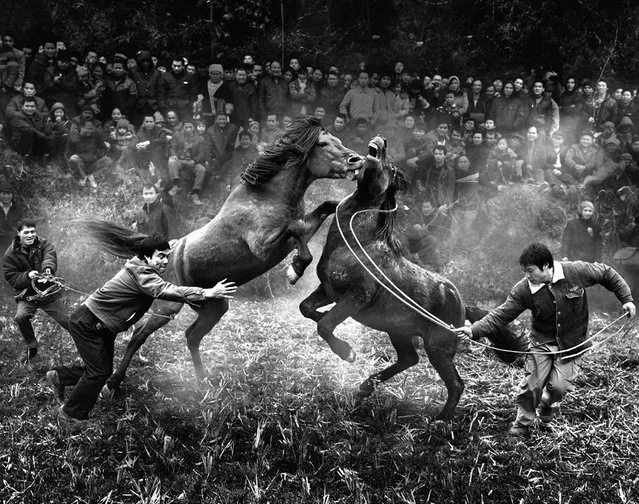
[5,81,48,120]
[130,50,161,127]
[0,181,24,253]
[158,56,197,122]
[42,50,79,117]
[104,59,137,121]
[200,63,233,123]
[50,102,72,160]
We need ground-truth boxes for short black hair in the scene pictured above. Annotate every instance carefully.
[433,145,448,155]
[17,218,37,232]
[519,243,553,270]
[138,234,170,259]
[239,130,253,140]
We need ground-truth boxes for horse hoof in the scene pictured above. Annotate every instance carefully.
[356,386,373,399]
[286,266,300,285]
[340,348,356,363]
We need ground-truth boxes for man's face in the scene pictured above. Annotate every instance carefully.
[243,55,254,65]
[81,109,94,121]
[485,133,497,146]
[142,187,158,204]
[334,117,345,130]
[266,115,278,130]
[622,91,632,104]
[254,64,265,77]
[312,69,323,83]
[0,190,13,206]
[451,131,462,144]
[394,62,404,74]
[22,102,36,115]
[370,73,380,87]
[356,123,368,135]
[167,112,178,127]
[358,73,369,88]
[143,117,155,130]
[433,150,445,164]
[186,64,196,75]
[86,52,97,65]
[223,68,234,81]
[43,42,56,58]
[282,116,292,129]
[196,123,206,134]
[472,133,483,145]
[327,74,338,87]
[523,264,552,285]
[343,74,352,88]
[239,134,251,148]
[533,82,544,96]
[514,79,523,91]
[436,124,449,136]
[597,81,607,95]
[23,83,36,97]
[551,136,564,148]
[464,120,475,131]
[432,75,442,88]
[209,69,222,82]
[236,70,247,84]
[184,123,195,135]
[215,114,227,128]
[412,128,425,141]
[314,108,325,120]
[171,60,184,74]
[23,48,33,62]
[485,119,495,130]
[485,86,495,98]
[289,58,300,71]
[93,66,104,80]
[57,58,70,70]
[527,128,538,142]
[112,63,125,78]
[566,78,576,91]
[2,36,14,49]
[580,135,594,148]
[423,76,432,87]
[472,80,482,94]
[493,79,503,91]
[18,226,37,247]
[503,83,514,97]
[268,63,280,77]
[146,249,170,273]
[457,157,470,172]
[380,76,391,89]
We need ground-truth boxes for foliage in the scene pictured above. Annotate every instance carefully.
[2,0,639,80]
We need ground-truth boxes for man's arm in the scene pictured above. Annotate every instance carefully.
[39,239,58,274]
[463,284,529,340]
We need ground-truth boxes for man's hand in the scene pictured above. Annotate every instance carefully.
[454,326,473,341]
[204,279,237,299]
[622,302,636,318]
[27,270,39,280]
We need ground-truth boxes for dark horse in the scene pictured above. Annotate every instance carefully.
[100,117,363,390]
[300,136,522,420]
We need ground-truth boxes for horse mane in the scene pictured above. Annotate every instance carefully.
[241,116,324,186]
[77,218,162,259]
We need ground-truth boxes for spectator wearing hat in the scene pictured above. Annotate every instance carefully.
[42,50,79,117]
[561,201,602,263]
[596,121,618,148]
[104,59,137,121]
[130,50,161,127]
[0,181,24,253]
[50,102,72,160]
[200,63,233,123]
[5,81,48,120]
[158,56,197,122]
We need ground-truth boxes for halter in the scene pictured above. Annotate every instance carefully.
[334,193,633,357]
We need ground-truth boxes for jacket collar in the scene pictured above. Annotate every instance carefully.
[528,261,565,294]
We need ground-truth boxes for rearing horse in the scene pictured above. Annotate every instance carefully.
[300,136,521,420]
[101,117,363,390]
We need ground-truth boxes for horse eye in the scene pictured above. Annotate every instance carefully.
[317,142,328,147]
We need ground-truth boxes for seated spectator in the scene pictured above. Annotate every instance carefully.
[486,136,520,185]
[260,114,284,146]
[5,81,48,121]
[446,128,466,165]
[583,137,627,192]
[102,107,126,143]
[134,114,169,184]
[165,109,184,139]
[66,119,110,187]
[453,155,480,209]
[227,66,257,128]
[596,121,618,147]
[206,113,238,175]
[312,106,327,126]
[617,117,635,151]
[563,131,598,187]
[465,130,489,175]
[107,119,138,173]
[416,145,455,209]
[326,113,348,143]
[221,130,259,191]
[540,130,569,196]
[75,65,105,118]
[50,102,72,161]
[398,114,415,144]
[42,50,78,117]
[167,121,207,206]
[281,115,293,130]
[461,117,476,143]
[519,125,545,183]
[0,181,24,253]
[134,183,177,240]
[561,200,602,262]
[9,98,53,162]
[423,121,451,153]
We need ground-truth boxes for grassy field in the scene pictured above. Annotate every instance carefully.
[1,290,638,504]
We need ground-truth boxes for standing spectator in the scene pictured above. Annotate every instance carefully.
[561,201,602,262]
[326,113,349,143]
[9,98,53,161]
[134,183,177,240]
[3,219,69,363]
[0,181,24,253]
[317,71,345,124]
[167,122,207,206]
[375,73,399,125]
[455,243,635,437]
[587,79,618,132]
[2,33,25,91]
[257,60,288,122]
[288,67,316,117]
[339,71,378,125]
[523,80,559,141]
[446,76,469,118]
[42,51,79,117]
[200,63,233,123]
[104,59,137,120]
[0,42,19,115]
[66,120,110,187]
[488,81,525,136]
[558,77,586,145]
[418,145,456,208]
[227,66,257,128]
[26,40,56,94]
[424,121,451,153]
[130,50,161,127]
[466,79,488,124]
[206,113,238,174]
[615,90,638,128]
[158,57,197,121]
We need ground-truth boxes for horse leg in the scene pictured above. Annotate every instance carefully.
[357,332,420,398]
[107,301,184,390]
[422,330,464,421]
[315,294,366,363]
[299,284,333,322]
[184,298,229,382]
[286,200,339,284]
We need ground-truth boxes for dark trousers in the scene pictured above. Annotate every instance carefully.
[58,304,117,420]
[15,298,69,348]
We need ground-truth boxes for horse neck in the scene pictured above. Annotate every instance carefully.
[336,190,390,243]
[268,164,313,207]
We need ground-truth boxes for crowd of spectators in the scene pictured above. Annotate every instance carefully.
[2,34,639,269]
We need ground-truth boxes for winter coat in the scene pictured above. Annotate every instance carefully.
[561,217,602,262]
[135,199,177,240]
[3,236,58,294]
[105,75,138,116]
[258,76,289,120]
[227,81,258,126]
[158,70,197,113]
[487,95,525,133]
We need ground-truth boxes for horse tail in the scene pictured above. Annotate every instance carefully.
[77,218,168,259]
[464,306,527,364]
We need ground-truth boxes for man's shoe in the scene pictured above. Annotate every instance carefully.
[22,347,38,364]
[57,407,83,426]
[100,384,114,402]
[508,424,530,437]
[46,370,65,404]
[88,174,98,188]
[190,193,203,206]
[538,402,555,424]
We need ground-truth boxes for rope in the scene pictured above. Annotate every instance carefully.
[334,192,634,357]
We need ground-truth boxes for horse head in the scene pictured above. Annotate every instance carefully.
[357,135,408,200]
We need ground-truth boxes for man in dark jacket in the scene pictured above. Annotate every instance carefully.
[257,60,288,122]
[104,59,137,120]
[167,122,207,205]
[135,184,177,240]
[130,50,161,126]
[456,243,635,437]
[9,97,53,159]
[3,219,69,363]
[66,119,109,187]
[227,66,258,128]
[0,181,24,253]
[158,57,197,121]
